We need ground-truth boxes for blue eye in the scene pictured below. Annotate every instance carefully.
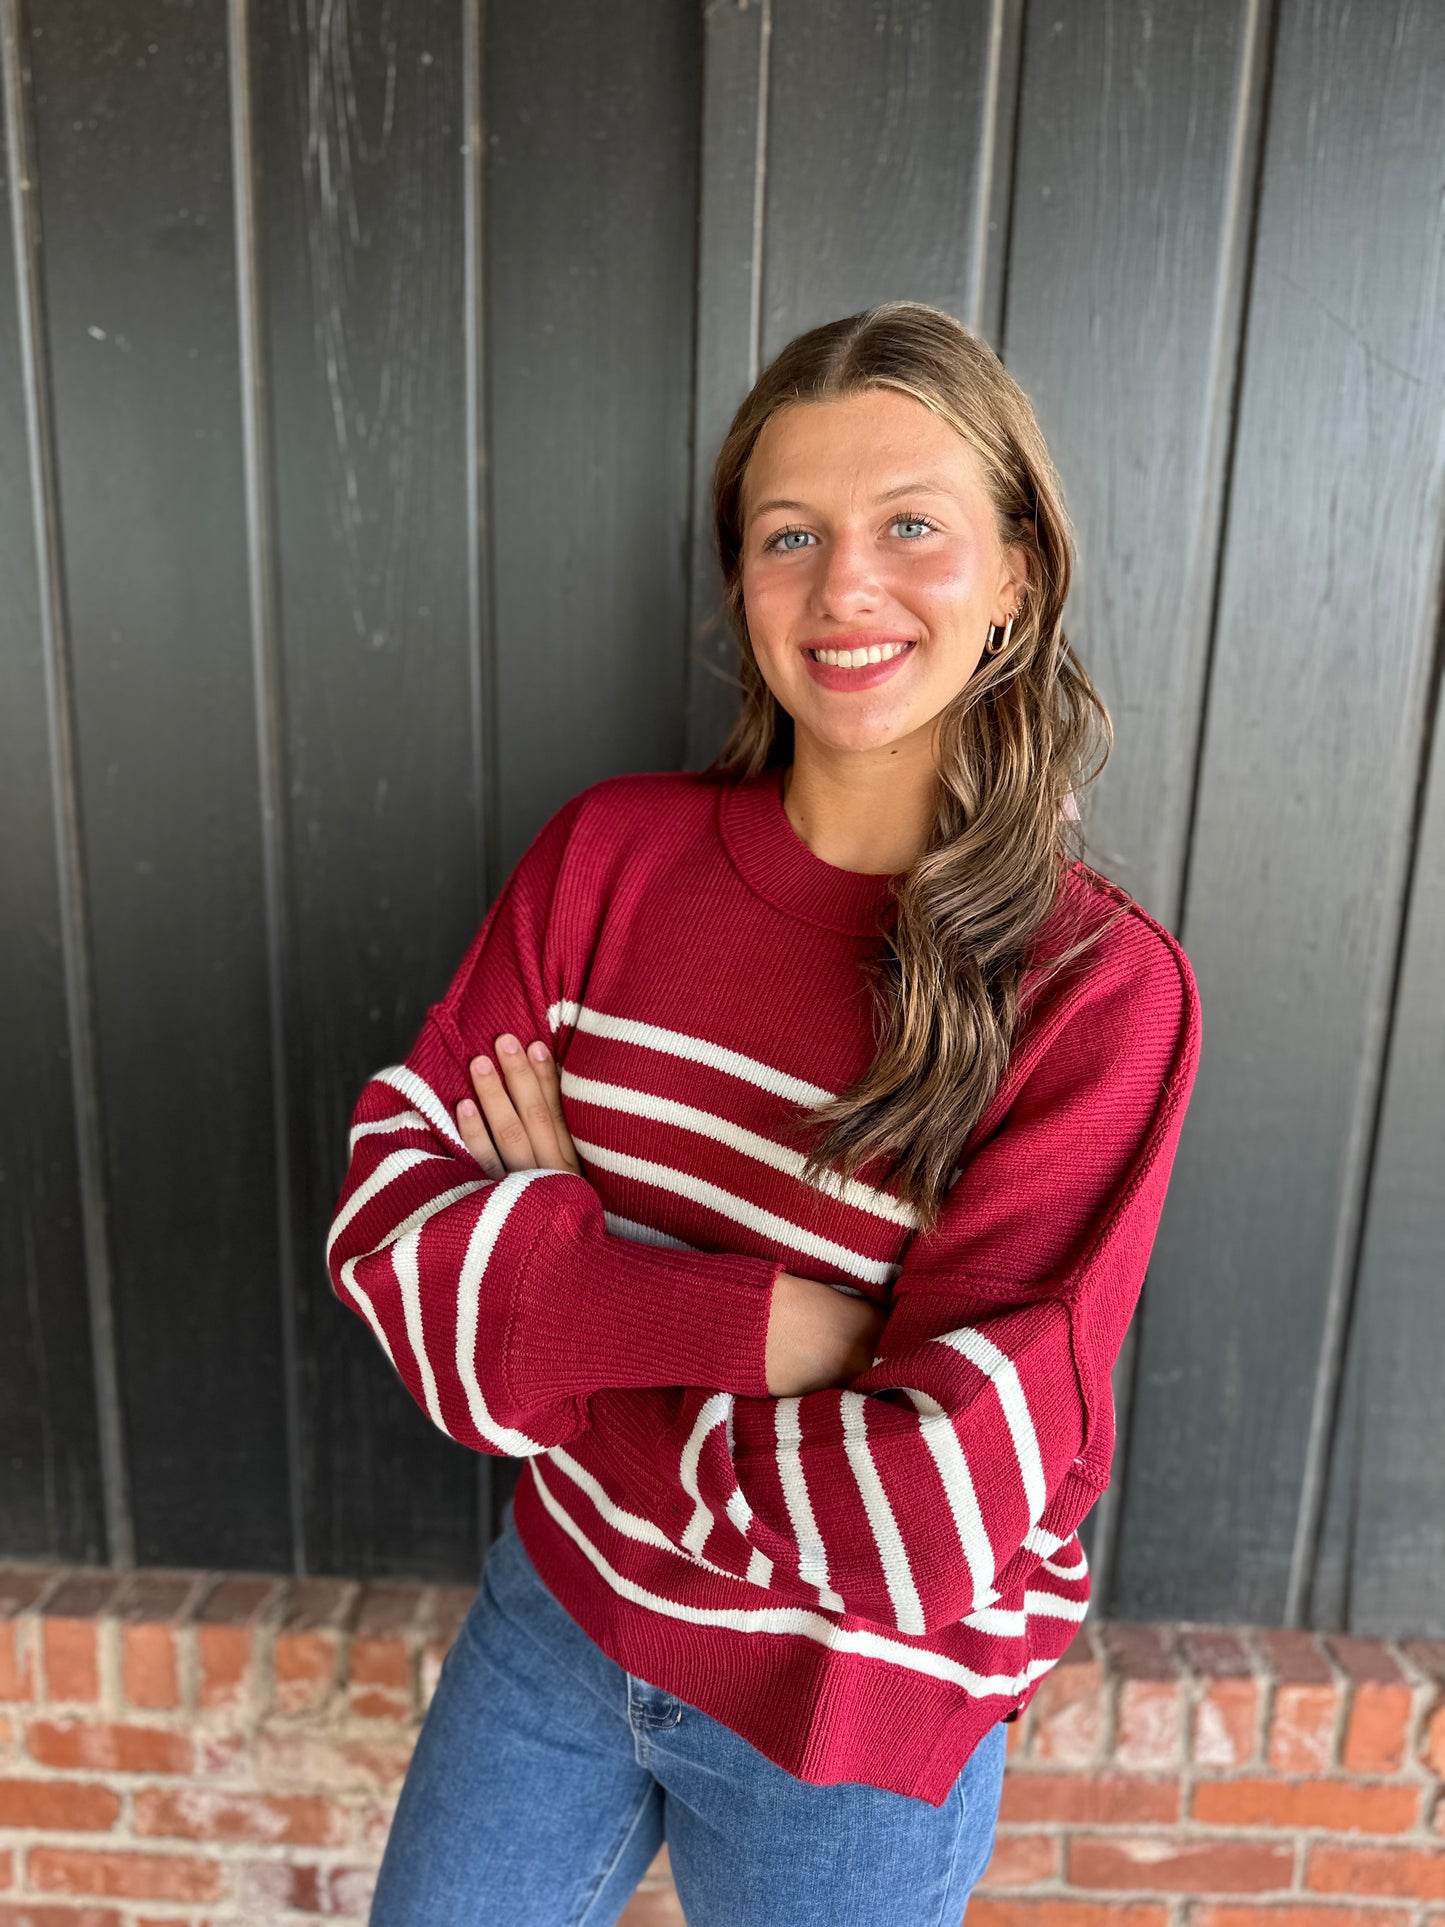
[767,526,813,552]
[759,509,940,554]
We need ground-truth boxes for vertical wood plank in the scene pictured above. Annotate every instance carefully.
[1002,0,1267,916]
[229,0,306,1571]
[686,0,1023,767]
[685,0,771,770]
[0,0,108,1563]
[257,0,485,1579]
[998,0,1269,1611]
[485,0,702,873]
[760,0,1011,359]
[1310,649,1445,1637]
[25,0,292,1569]
[479,0,703,1528]
[1112,0,1445,1623]
[460,0,499,1556]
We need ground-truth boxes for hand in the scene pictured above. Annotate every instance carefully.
[764,1273,889,1397]
[454,1035,582,1180]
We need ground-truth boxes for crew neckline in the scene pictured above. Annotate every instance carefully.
[717,766,901,935]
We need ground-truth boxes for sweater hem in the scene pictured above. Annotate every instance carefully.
[512,1461,1018,1807]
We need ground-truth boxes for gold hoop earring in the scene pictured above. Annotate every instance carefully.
[985,610,1016,655]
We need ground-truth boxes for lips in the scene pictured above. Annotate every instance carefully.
[807,640,912,668]
[800,633,916,692]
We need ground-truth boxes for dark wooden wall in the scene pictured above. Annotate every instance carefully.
[1,0,1441,1635]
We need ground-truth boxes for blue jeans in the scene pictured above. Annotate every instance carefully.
[370,1500,1008,1926]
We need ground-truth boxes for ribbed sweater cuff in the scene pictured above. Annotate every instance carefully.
[505,1213,779,1403]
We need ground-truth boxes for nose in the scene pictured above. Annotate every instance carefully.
[808,525,883,619]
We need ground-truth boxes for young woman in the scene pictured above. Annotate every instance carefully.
[332,301,1202,1926]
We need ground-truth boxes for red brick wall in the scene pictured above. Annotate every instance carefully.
[1,1565,1441,1925]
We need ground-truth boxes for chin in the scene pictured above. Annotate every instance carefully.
[802,712,919,756]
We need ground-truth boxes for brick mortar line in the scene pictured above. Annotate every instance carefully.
[3,1568,455,1701]
[4,1845,379,1867]
[974,1872,1445,1898]
[8,1575,1442,1689]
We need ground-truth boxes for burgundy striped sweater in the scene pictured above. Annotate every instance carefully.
[327,767,1201,1805]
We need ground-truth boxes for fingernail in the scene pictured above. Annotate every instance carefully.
[527,1041,550,1063]
[458,1099,477,1120]
[471,1056,493,1078]
[496,1034,521,1055]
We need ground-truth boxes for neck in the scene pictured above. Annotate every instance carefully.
[781,727,938,875]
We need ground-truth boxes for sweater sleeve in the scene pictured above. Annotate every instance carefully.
[583,921,1201,1634]
[325,794,781,1459]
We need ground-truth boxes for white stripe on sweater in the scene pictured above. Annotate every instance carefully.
[775,1399,846,1613]
[335,1269,398,1372]
[602,1211,696,1253]
[349,1109,429,1149]
[326,1147,449,1260]
[572,1139,899,1288]
[745,1547,774,1587]
[562,1072,918,1228]
[374,1063,471,1154]
[1023,1524,1067,1557]
[961,1589,1090,1634]
[453,1168,570,1457]
[548,1447,686,1554]
[332,1172,487,1384]
[838,1393,925,1635]
[548,1446,773,1591]
[679,1394,732,1557]
[902,1387,997,1611]
[529,1460,1068,1697]
[935,1326,1048,1526]
[558,1079,909,1225]
[389,1183,491,1430]
[547,1002,834,1107]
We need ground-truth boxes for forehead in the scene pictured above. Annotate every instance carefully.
[742,388,987,517]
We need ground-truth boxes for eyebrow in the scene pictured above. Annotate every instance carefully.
[747,477,960,518]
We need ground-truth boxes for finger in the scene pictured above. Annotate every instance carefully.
[454,1092,506,1179]
[525,1041,581,1174]
[467,1053,538,1171]
[492,1034,568,1169]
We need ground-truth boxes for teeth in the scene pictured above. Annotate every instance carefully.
[811,642,911,667]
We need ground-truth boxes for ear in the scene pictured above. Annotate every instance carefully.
[994,530,1033,619]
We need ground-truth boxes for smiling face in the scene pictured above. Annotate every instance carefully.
[738,386,1030,764]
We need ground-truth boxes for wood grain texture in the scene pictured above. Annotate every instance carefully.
[26,1,291,1569]
[1112,0,1445,1624]
[760,0,1005,357]
[254,0,485,1580]
[485,0,701,875]
[686,0,1023,758]
[999,0,1266,1613]
[1311,644,1445,1637]
[1002,0,1264,916]
[0,12,107,1563]
[684,0,771,771]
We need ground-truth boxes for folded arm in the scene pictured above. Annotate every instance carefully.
[325,797,786,1456]
[582,925,1202,1635]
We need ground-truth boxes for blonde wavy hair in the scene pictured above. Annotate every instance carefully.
[710,301,1125,1230]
